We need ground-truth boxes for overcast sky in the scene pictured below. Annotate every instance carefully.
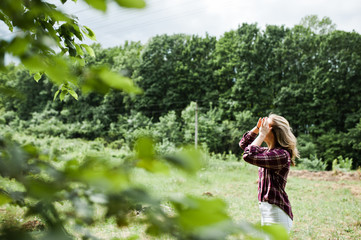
[55,0,361,48]
[1,0,360,49]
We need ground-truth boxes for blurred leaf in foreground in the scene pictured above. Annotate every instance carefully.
[170,195,235,239]
[163,146,203,174]
[135,137,169,173]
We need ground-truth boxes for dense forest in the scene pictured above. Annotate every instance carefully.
[1,23,361,169]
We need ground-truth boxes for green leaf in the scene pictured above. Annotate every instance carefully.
[0,11,13,32]
[81,44,95,57]
[69,24,83,41]
[171,195,231,232]
[257,224,290,240]
[81,26,97,41]
[134,137,168,173]
[45,56,77,85]
[135,137,155,161]
[67,88,78,100]
[0,51,5,71]
[70,157,129,192]
[114,0,146,9]
[53,84,63,101]
[34,72,42,82]
[59,89,67,101]
[98,67,143,94]
[21,55,47,72]
[164,146,202,174]
[0,192,12,206]
[77,57,85,66]
[7,37,28,56]
[50,10,72,22]
[84,0,107,11]
[75,43,84,56]
[26,179,60,200]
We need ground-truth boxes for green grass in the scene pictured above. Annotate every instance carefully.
[88,159,361,239]
[1,133,360,239]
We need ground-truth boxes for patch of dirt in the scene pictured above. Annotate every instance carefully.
[290,170,361,200]
[290,170,361,182]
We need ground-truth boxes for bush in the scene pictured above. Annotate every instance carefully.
[155,138,177,156]
[154,111,183,146]
[108,111,153,142]
[297,134,316,158]
[297,155,327,171]
[2,111,18,124]
[316,130,348,167]
[332,156,353,172]
[182,102,228,153]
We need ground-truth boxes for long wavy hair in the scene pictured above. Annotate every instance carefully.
[269,114,299,165]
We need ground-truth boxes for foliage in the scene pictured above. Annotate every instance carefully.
[182,102,228,153]
[315,131,349,168]
[299,15,337,35]
[297,155,327,171]
[332,156,353,172]
[134,34,218,119]
[4,0,355,238]
[297,134,317,162]
[1,1,288,239]
[0,0,142,101]
[2,16,361,167]
[0,133,288,239]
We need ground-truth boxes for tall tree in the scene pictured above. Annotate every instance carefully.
[273,25,319,135]
[135,34,217,119]
[311,30,361,133]
[300,15,337,35]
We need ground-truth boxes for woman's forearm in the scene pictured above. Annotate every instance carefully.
[251,126,259,135]
[251,133,266,147]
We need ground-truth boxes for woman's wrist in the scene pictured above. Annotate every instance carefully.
[258,132,267,139]
[251,126,259,134]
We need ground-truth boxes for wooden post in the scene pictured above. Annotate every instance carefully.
[195,101,198,149]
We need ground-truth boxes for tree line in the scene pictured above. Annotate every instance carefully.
[1,23,361,168]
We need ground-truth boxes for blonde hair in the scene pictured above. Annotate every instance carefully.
[269,113,299,165]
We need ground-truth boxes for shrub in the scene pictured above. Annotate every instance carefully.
[182,102,228,153]
[154,111,183,146]
[3,111,18,124]
[316,131,348,167]
[155,138,177,156]
[332,156,353,172]
[297,134,317,161]
[297,155,327,171]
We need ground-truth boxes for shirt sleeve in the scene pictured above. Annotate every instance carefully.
[239,131,258,150]
[243,145,290,170]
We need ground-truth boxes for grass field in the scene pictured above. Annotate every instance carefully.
[87,158,361,240]
[1,134,360,239]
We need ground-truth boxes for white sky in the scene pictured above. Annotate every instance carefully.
[57,0,361,48]
[1,0,361,49]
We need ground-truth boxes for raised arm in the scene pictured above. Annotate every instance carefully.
[243,146,290,169]
[239,118,261,150]
[242,117,290,169]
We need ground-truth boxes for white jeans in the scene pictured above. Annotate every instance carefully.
[259,202,293,233]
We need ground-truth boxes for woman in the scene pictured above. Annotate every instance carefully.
[239,113,299,233]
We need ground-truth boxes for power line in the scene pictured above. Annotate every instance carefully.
[77,0,204,29]
[82,0,241,38]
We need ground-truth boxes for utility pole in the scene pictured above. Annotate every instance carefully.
[195,101,198,149]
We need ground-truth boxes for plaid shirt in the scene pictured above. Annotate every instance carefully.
[239,131,293,220]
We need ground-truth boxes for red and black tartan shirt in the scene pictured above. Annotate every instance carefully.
[239,131,293,220]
